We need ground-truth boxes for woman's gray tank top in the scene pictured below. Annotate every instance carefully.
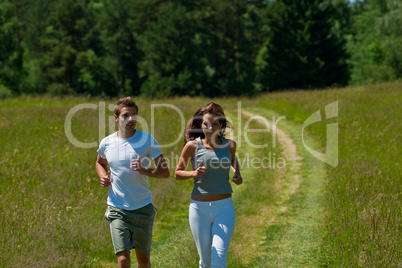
[191,137,233,195]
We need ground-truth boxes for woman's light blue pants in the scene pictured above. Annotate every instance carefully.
[189,197,235,268]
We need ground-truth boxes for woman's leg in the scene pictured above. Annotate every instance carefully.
[211,198,235,268]
[189,201,214,268]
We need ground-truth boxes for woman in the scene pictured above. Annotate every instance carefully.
[175,102,243,268]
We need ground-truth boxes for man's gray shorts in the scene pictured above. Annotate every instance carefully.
[104,203,157,254]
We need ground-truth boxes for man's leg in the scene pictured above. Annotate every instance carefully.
[116,249,131,268]
[106,206,135,268]
[131,204,156,268]
[135,248,151,268]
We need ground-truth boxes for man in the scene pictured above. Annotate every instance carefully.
[96,97,169,268]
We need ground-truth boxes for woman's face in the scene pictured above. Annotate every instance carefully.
[201,113,222,138]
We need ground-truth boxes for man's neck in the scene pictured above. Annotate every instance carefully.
[117,129,136,139]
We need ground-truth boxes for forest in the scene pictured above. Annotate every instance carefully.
[0,0,401,98]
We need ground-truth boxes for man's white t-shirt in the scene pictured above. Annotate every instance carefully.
[97,130,163,210]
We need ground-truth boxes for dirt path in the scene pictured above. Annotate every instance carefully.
[242,110,303,198]
[229,108,327,267]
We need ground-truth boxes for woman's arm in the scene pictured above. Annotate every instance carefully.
[228,139,243,185]
[175,141,205,180]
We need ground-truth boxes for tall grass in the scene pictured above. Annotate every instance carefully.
[225,110,281,267]
[0,96,115,267]
[258,82,401,266]
[1,84,399,267]
[0,95,260,267]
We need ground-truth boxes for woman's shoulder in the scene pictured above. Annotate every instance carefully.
[181,140,198,158]
[223,138,236,152]
[187,139,198,145]
[185,139,198,149]
[223,137,236,146]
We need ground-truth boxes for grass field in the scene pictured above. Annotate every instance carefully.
[258,82,401,267]
[0,82,400,267]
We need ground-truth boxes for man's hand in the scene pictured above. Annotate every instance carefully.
[131,156,147,175]
[100,171,112,187]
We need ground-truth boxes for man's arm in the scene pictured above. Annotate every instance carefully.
[131,154,170,178]
[96,154,111,187]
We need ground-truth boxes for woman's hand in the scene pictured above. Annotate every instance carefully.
[232,174,243,185]
[193,166,206,177]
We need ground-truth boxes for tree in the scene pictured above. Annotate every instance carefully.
[137,0,263,97]
[381,0,402,79]
[136,1,196,97]
[203,0,263,96]
[96,0,146,97]
[0,1,24,94]
[256,0,349,91]
[347,0,402,84]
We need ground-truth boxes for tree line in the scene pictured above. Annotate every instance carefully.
[0,0,400,98]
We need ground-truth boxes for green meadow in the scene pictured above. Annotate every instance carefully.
[0,82,400,267]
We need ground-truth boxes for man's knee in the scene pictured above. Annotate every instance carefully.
[116,250,130,267]
[135,249,151,267]
[137,258,151,267]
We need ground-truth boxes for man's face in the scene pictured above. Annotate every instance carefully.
[115,106,137,132]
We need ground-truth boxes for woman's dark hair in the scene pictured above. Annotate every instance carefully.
[184,102,232,144]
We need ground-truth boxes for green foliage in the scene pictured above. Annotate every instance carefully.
[256,0,349,91]
[0,0,265,97]
[258,82,402,267]
[137,1,194,97]
[348,0,402,84]
[0,80,12,98]
[0,0,401,96]
[0,1,24,93]
[97,0,145,96]
[137,0,262,97]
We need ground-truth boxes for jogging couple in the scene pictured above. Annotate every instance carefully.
[95,97,243,268]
